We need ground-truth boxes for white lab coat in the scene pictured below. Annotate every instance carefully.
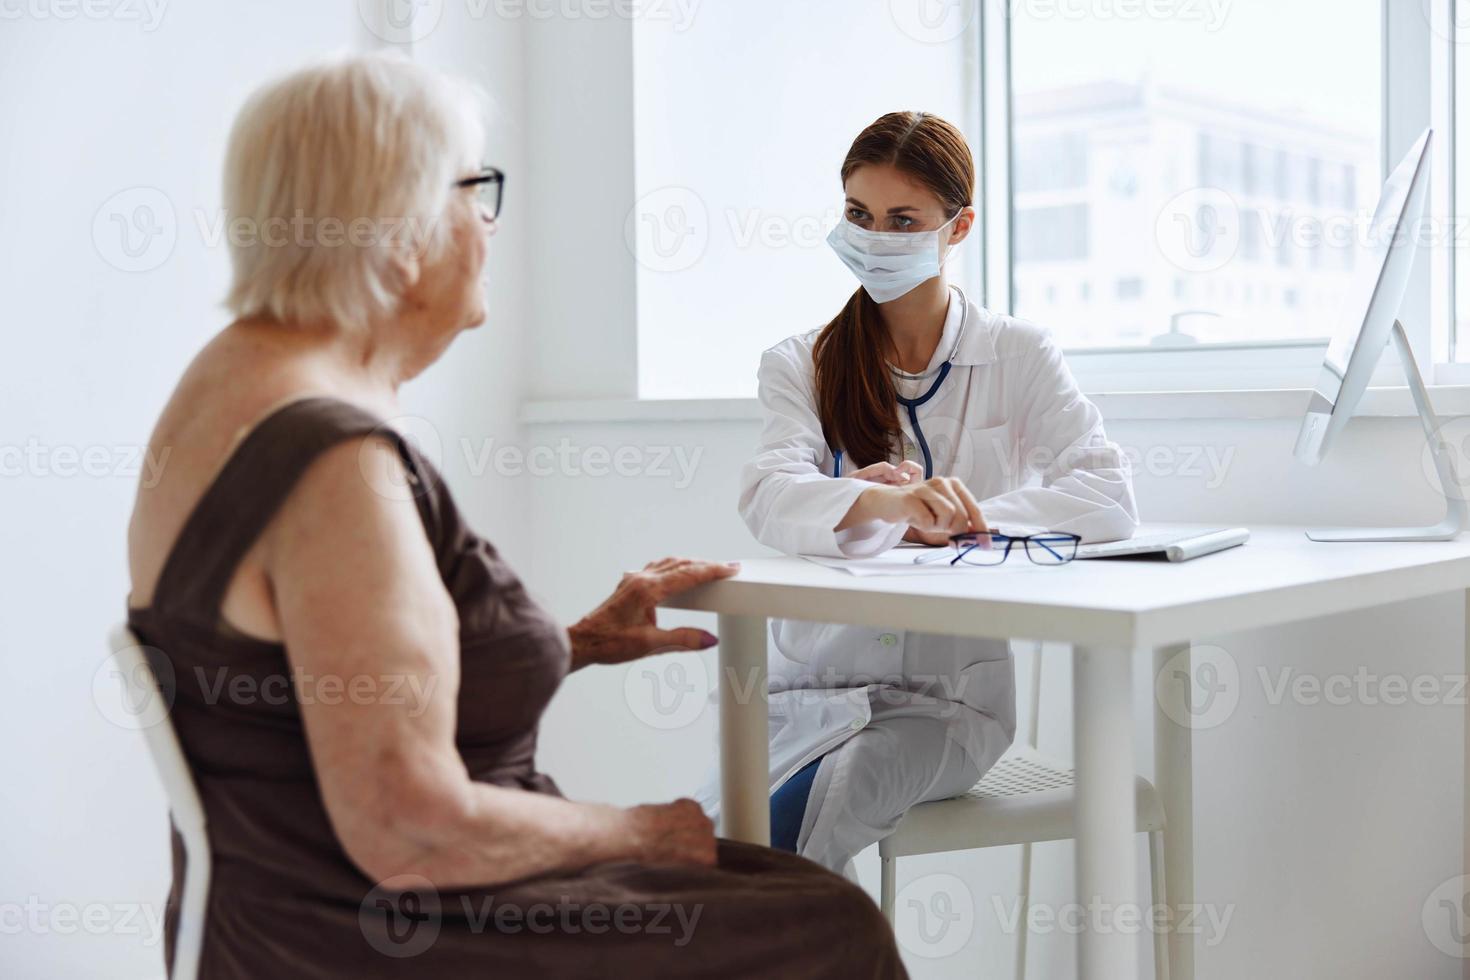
[701,290,1138,873]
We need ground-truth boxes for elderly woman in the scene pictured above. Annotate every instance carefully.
[125,54,904,978]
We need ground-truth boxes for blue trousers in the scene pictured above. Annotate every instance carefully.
[769,756,824,852]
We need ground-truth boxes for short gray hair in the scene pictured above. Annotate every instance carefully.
[223,53,485,330]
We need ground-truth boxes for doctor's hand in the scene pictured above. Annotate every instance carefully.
[567,557,741,670]
[903,526,961,546]
[841,477,988,538]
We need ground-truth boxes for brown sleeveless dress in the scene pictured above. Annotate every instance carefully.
[127,398,906,979]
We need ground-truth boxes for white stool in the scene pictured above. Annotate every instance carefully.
[110,624,210,980]
[878,642,1169,979]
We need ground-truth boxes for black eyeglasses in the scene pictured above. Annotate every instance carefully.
[913,530,1083,567]
[455,166,504,219]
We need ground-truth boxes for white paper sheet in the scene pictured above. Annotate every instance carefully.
[800,548,996,577]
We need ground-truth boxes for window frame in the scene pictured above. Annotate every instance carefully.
[618,0,1463,400]
[978,0,1445,394]
[1432,0,1460,371]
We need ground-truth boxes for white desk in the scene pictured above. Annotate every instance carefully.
[660,525,1470,980]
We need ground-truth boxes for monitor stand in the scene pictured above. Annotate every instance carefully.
[1308,319,1468,542]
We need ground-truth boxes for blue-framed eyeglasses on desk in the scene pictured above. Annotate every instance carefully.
[913,530,1083,567]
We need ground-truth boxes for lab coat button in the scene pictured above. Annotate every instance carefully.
[879,633,898,647]
[849,719,864,731]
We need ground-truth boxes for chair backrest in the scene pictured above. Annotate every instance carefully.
[109,624,209,980]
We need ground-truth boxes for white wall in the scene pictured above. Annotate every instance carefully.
[0,6,528,977]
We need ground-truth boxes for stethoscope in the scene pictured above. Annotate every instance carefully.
[831,286,968,480]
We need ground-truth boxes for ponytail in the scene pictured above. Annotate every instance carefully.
[812,287,898,468]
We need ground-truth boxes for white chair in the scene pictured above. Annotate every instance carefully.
[879,642,1169,980]
[110,624,210,980]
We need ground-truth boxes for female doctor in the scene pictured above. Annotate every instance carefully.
[729,111,1138,875]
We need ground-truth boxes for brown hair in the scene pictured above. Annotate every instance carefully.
[812,111,975,468]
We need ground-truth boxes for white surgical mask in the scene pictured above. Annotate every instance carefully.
[826,213,960,303]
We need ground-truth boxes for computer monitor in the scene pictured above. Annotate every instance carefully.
[1292,128,1464,542]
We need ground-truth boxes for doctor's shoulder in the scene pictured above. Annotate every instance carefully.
[764,327,823,363]
[756,328,824,386]
[976,308,1059,365]
[974,309,1086,409]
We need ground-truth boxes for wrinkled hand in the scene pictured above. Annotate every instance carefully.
[567,557,740,669]
[619,799,717,867]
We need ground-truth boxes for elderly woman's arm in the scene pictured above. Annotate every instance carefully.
[269,437,715,888]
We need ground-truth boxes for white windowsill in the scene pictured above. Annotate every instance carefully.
[521,386,1470,425]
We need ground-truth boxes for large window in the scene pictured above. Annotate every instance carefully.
[631,2,974,399]
[631,1,1404,397]
[1009,0,1381,350]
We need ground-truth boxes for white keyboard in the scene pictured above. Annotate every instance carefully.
[1075,528,1250,562]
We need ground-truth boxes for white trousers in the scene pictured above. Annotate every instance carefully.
[795,710,989,875]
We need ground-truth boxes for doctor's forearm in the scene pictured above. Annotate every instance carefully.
[834,487,891,531]
[979,482,1138,541]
